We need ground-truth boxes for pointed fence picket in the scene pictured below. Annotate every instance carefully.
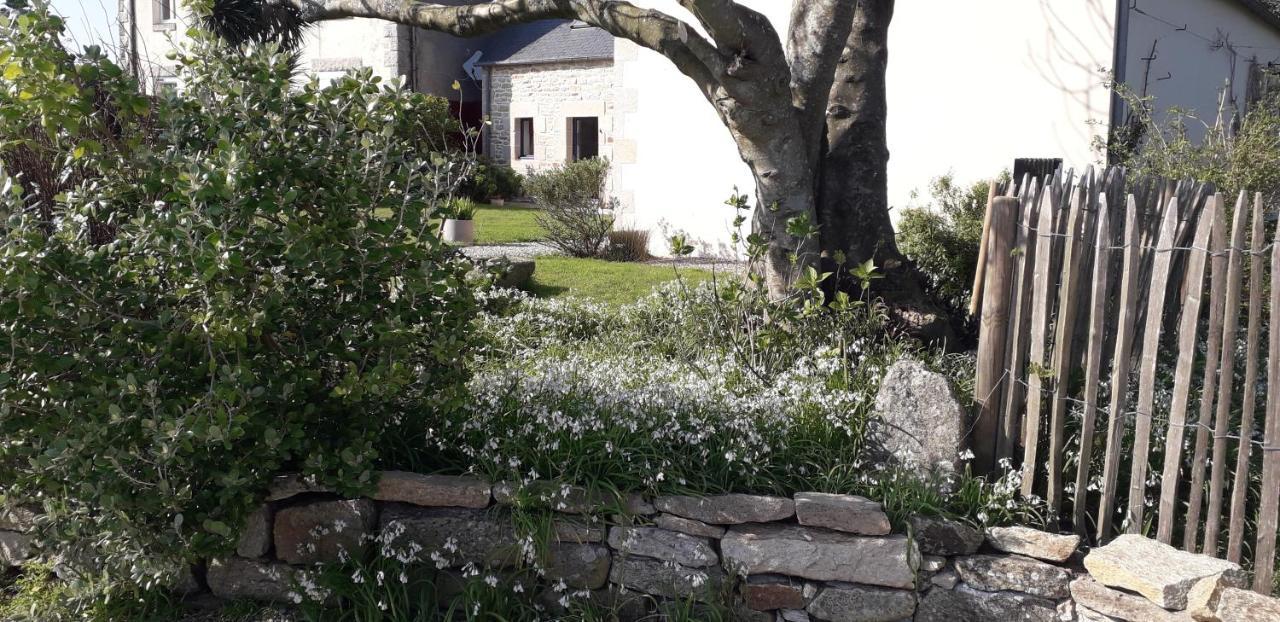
[971,165,1278,593]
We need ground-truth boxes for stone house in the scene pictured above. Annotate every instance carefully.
[121,1,1280,257]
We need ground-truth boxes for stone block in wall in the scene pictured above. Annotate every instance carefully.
[621,493,656,516]
[1083,534,1246,610]
[266,474,333,502]
[742,574,807,611]
[544,543,610,590]
[493,480,615,514]
[721,523,916,589]
[953,554,1072,599]
[915,583,1057,622]
[871,357,967,472]
[1214,587,1280,622]
[236,504,273,559]
[778,609,810,622]
[1069,577,1194,622]
[806,583,917,622]
[909,516,983,556]
[379,506,521,568]
[0,531,31,566]
[0,506,36,532]
[930,569,959,590]
[985,526,1080,563]
[539,585,652,622]
[373,472,491,509]
[607,526,717,568]
[653,494,794,525]
[607,554,726,601]
[206,558,324,604]
[274,499,375,565]
[793,492,891,536]
[552,519,605,544]
[653,513,725,539]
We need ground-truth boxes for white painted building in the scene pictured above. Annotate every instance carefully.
[121,0,1280,257]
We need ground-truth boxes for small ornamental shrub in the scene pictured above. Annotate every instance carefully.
[1105,82,1280,203]
[525,158,616,257]
[604,227,651,262]
[897,173,997,310]
[0,11,475,585]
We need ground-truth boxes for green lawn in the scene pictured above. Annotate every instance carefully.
[473,205,545,244]
[529,256,714,306]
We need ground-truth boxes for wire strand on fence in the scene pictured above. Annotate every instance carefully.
[1001,372,1279,451]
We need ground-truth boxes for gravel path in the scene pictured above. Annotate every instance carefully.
[459,242,560,260]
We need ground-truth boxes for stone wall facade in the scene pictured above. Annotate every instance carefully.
[6,471,1279,621]
[486,60,618,172]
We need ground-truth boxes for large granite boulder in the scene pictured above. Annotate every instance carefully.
[720,523,916,589]
[872,358,967,472]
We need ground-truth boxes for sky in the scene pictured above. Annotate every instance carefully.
[49,0,120,52]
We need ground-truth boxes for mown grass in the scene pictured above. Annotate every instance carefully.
[528,257,715,306]
[472,205,545,244]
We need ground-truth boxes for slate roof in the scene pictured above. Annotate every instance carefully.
[1237,0,1280,32]
[478,20,614,67]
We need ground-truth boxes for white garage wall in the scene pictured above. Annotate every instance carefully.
[1121,0,1280,137]
[613,1,1116,257]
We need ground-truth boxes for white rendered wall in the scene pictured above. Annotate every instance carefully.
[1121,0,1280,135]
[614,1,1115,257]
[129,5,403,91]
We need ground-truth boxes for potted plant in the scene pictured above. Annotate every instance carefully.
[441,197,478,245]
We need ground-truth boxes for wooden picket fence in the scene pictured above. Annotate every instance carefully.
[971,164,1280,593]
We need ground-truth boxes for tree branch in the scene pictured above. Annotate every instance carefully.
[238,0,728,94]
[786,0,856,148]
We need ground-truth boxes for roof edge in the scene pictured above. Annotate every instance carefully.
[1236,0,1280,34]
[478,54,614,68]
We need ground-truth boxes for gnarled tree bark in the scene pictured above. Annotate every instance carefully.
[208,0,946,334]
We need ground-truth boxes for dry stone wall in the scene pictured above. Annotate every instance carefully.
[7,471,1280,621]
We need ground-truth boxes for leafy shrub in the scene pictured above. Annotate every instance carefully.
[604,228,650,262]
[0,13,475,585]
[460,159,523,202]
[896,174,994,309]
[525,158,616,257]
[1106,83,1280,202]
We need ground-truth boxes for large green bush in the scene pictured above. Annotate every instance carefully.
[0,10,474,585]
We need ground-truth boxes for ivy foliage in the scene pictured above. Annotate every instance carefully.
[0,6,475,585]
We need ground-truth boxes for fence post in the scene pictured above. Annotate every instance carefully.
[973,197,1019,474]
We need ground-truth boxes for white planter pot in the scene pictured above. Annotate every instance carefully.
[443,219,475,246]
[490,198,505,207]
